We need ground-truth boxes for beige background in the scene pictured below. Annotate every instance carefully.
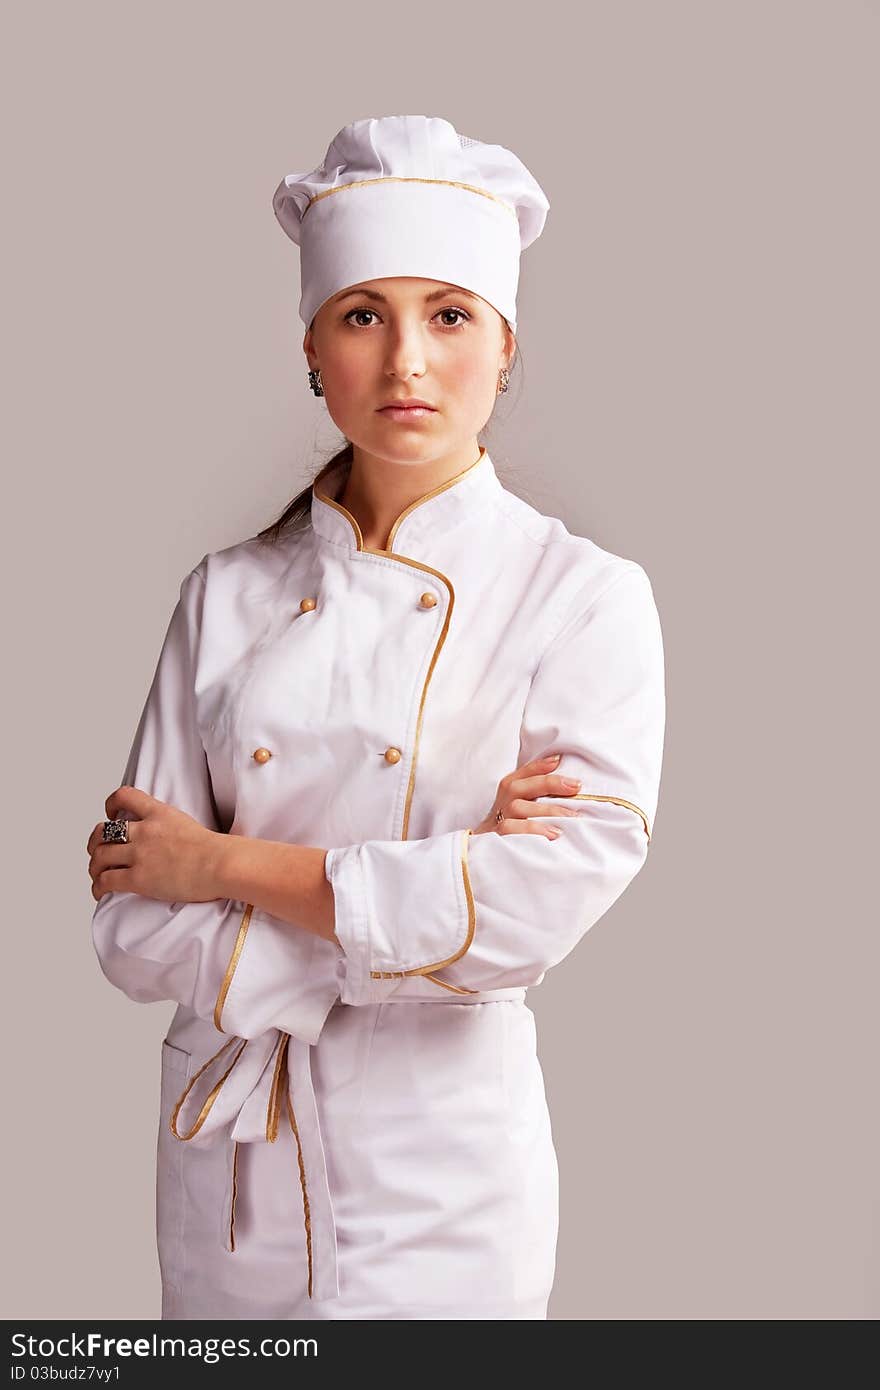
[2,0,877,1320]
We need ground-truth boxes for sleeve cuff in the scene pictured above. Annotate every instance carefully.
[324,829,473,1005]
[216,901,342,1042]
[324,844,372,1003]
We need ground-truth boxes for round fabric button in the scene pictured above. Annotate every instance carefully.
[384,747,402,764]
[419,592,438,608]
[300,597,317,612]
[253,747,273,764]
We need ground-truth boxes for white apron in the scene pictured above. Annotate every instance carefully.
[92,445,666,1319]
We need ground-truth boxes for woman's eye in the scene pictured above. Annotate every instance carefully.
[342,306,471,328]
[435,307,470,327]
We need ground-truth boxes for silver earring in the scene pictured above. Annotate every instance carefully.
[497,367,510,394]
[308,368,324,396]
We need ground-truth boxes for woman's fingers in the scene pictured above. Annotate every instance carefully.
[87,842,133,884]
[471,806,565,838]
[507,769,583,802]
[513,752,563,777]
[471,753,583,838]
[492,816,563,839]
[473,802,581,839]
[503,797,583,819]
[502,754,582,803]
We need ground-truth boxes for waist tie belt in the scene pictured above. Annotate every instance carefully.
[167,988,528,1303]
[168,1029,340,1301]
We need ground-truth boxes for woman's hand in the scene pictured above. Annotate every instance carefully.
[86,785,224,904]
[471,753,584,839]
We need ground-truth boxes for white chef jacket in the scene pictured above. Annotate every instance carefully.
[91,444,666,1316]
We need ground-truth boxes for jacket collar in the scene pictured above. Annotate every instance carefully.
[310,445,503,559]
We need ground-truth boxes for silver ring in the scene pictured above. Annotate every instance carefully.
[102,818,130,845]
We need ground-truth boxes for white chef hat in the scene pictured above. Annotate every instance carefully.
[272,114,549,335]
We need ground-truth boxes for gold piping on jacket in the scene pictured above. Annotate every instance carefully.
[313,449,487,842]
[169,1035,248,1140]
[271,1031,315,1298]
[366,795,651,984]
[303,176,518,222]
[286,1095,314,1300]
[214,902,254,1033]
[570,794,652,842]
[266,1032,290,1143]
[229,1141,239,1251]
[210,454,489,1016]
[422,973,479,995]
[312,445,487,554]
[369,827,476,984]
[396,557,453,841]
[169,1031,317,1297]
[383,446,489,550]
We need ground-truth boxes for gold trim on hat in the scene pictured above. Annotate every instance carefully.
[303,175,518,222]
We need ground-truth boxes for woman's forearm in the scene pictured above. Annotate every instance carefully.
[212,833,340,946]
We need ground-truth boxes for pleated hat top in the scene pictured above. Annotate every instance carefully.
[272,114,550,334]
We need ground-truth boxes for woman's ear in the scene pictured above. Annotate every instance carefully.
[303,327,320,374]
[503,320,517,371]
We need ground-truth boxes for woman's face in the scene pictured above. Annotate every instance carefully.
[303,277,515,466]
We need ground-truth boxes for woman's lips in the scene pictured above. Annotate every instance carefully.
[377,405,437,421]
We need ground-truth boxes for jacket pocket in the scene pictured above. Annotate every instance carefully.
[157,1040,192,1297]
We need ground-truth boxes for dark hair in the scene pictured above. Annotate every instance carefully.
[255,343,524,547]
[256,439,352,545]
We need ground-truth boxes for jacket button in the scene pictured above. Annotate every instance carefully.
[299,597,317,612]
[419,592,438,608]
[384,747,402,764]
[253,747,273,764]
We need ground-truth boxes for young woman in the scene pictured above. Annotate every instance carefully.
[87,114,666,1321]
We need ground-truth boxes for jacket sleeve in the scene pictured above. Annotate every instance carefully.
[325,562,666,1001]
[90,561,342,1043]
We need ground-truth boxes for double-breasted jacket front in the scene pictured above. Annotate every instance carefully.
[91,444,666,1319]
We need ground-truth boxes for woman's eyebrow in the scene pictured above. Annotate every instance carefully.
[331,285,481,305]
